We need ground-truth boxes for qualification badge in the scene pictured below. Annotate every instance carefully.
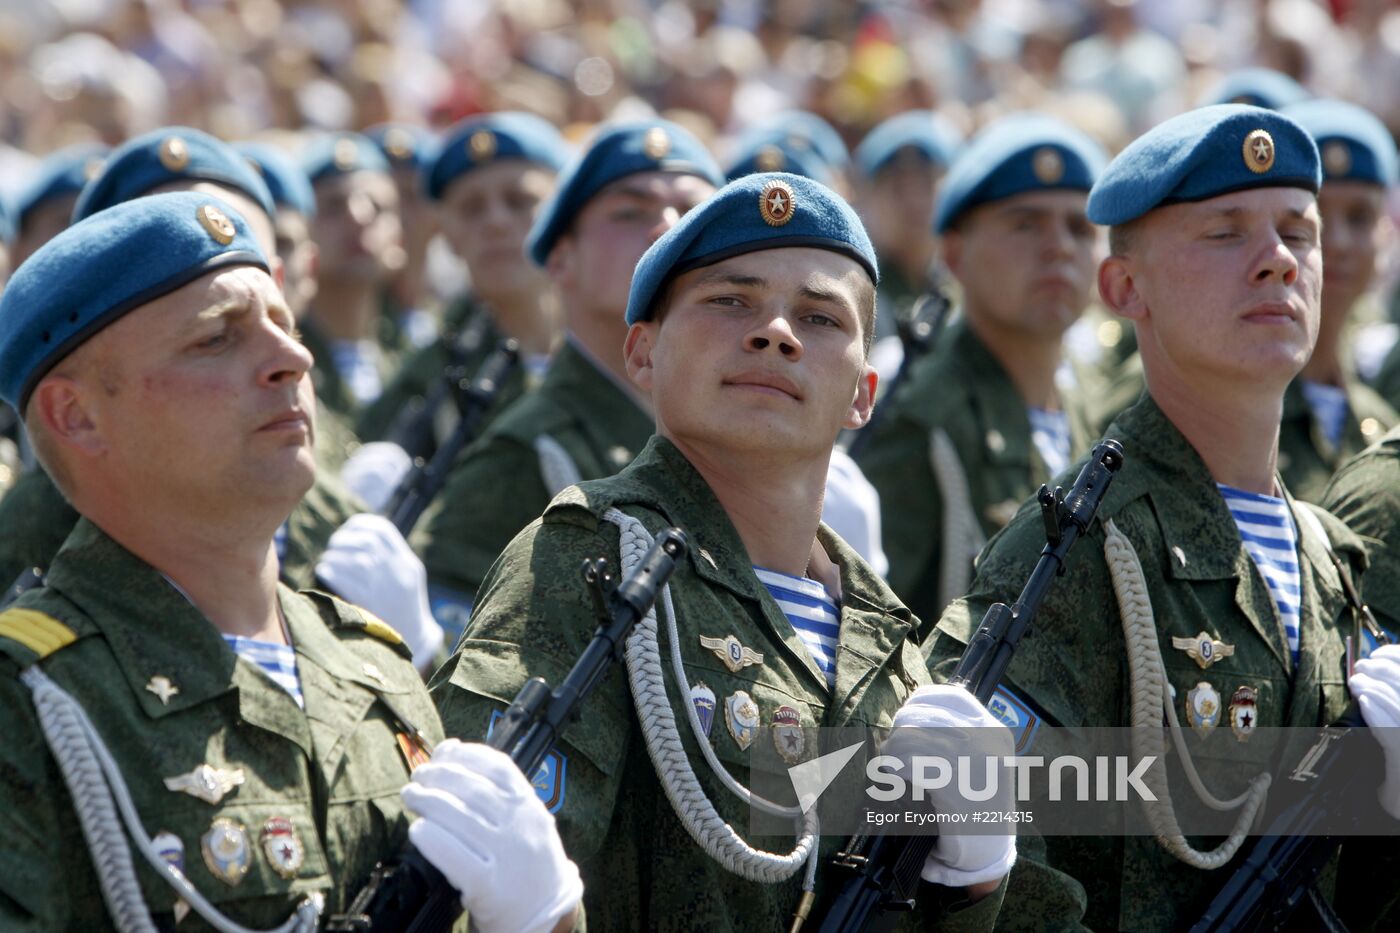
[700,634,764,673]
[1186,681,1221,738]
[725,690,760,751]
[201,818,250,886]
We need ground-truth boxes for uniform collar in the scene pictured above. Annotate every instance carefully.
[546,339,654,468]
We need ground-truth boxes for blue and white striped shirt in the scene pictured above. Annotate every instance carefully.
[223,635,305,708]
[1027,406,1072,478]
[1218,484,1302,664]
[753,566,840,688]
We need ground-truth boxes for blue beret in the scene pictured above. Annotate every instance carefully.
[0,192,268,412]
[1199,68,1310,110]
[934,113,1106,233]
[725,131,834,186]
[425,112,569,201]
[526,120,723,266]
[365,123,440,171]
[768,111,850,172]
[14,143,109,228]
[73,127,275,224]
[1282,99,1398,187]
[854,111,963,178]
[1087,104,1321,227]
[302,133,392,184]
[234,142,316,219]
[625,172,877,325]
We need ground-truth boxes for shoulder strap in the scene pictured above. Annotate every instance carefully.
[0,607,77,667]
[1296,502,1386,645]
[304,590,414,660]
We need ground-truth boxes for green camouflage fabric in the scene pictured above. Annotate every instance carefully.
[925,393,1380,932]
[429,436,1004,932]
[412,341,653,627]
[0,519,447,930]
[354,295,530,453]
[1278,374,1395,504]
[1370,336,1400,411]
[1323,424,1400,634]
[1084,349,1146,438]
[300,316,403,422]
[0,468,364,592]
[856,317,1096,631]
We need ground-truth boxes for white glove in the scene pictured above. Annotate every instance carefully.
[340,441,414,514]
[315,513,444,673]
[402,740,583,933]
[1349,643,1400,819]
[883,684,1017,887]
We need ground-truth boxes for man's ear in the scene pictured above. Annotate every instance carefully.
[544,235,574,286]
[940,229,963,279]
[1098,255,1148,322]
[843,365,878,430]
[30,376,107,459]
[623,322,658,393]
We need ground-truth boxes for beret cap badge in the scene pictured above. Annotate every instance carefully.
[756,144,785,172]
[1032,147,1064,184]
[197,204,237,245]
[1243,129,1276,174]
[159,137,190,172]
[759,179,796,226]
[643,127,672,160]
[384,128,414,161]
[333,137,359,172]
[1322,140,1352,177]
[468,129,497,161]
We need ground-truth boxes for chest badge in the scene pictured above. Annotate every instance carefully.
[260,817,305,879]
[1229,686,1259,742]
[690,682,717,738]
[153,831,191,924]
[201,818,250,886]
[701,634,764,673]
[771,705,806,764]
[1186,681,1222,738]
[145,675,180,706]
[725,691,760,751]
[1171,631,1236,670]
[165,764,245,805]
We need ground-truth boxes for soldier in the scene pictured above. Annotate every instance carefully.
[354,112,569,455]
[0,192,581,930]
[411,119,723,637]
[9,142,109,269]
[366,122,442,349]
[1325,429,1400,638]
[1271,100,1398,502]
[926,104,1400,930]
[430,172,1012,931]
[856,114,1105,629]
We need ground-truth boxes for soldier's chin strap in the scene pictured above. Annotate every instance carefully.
[1102,518,1272,870]
[603,508,822,895]
[20,665,323,933]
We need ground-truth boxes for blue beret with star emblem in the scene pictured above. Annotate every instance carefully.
[234,142,316,218]
[1199,68,1310,110]
[0,191,268,412]
[768,111,851,173]
[1282,99,1398,188]
[366,123,440,171]
[425,112,569,201]
[1087,104,1321,227]
[526,119,724,266]
[301,132,392,184]
[933,113,1106,232]
[725,130,835,186]
[625,172,877,325]
[854,110,963,179]
[13,143,109,230]
[73,127,275,223]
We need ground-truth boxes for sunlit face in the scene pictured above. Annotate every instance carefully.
[945,189,1099,338]
[311,169,404,281]
[68,265,317,515]
[626,247,876,459]
[860,152,939,255]
[439,160,556,300]
[1316,180,1389,317]
[1111,187,1323,387]
[548,171,717,321]
[274,208,319,318]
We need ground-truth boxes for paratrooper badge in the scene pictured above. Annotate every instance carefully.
[725,690,759,751]
[197,204,236,245]
[1243,129,1275,174]
[145,675,180,706]
[201,818,250,886]
[1186,681,1221,738]
[690,682,717,738]
[758,179,796,227]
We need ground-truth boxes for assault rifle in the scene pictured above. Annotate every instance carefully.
[327,527,689,932]
[811,439,1125,933]
[382,338,519,536]
[383,311,493,462]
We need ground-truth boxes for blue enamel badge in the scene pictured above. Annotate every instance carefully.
[690,682,716,738]
[987,686,1041,754]
[488,710,567,813]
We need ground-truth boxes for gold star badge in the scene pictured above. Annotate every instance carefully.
[468,129,497,161]
[1322,140,1351,178]
[145,675,180,706]
[758,179,796,227]
[756,144,785,172]
[333,137,359,172]
[643,127,671,160]
[159,136,190,172]
[1032,147,1064,184]
[1243,129,1275,174]
[1171,631,1236,670]
[197,204,236,245]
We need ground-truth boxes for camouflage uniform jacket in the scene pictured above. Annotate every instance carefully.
[0,469,364,592]
[1278,373,1395,504]
[429,435,1004,932]
[0,519,445,930]
[1323,424,1400,634]
[413,339,653,639]
[299,316,402,422]
[856,317,1095,632]
[925,394,1375,931]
